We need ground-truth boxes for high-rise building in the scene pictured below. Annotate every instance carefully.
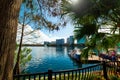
[67,36,74,46]
[44,41,50,46]
[67,37,70,44]
[69,36,74,45]
[56,39,64,46]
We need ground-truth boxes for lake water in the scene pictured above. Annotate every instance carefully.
[24,46,95,73]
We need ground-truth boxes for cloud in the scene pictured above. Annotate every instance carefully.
[16,24,52,44]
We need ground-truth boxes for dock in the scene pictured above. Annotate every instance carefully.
[69,54,120,63]
[68,54,102,63]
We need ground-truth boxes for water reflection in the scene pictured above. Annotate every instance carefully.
[56,46,64,56]
[24,46,92,73]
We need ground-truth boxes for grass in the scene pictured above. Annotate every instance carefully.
[14,70,120,80]
[16,71,105,80]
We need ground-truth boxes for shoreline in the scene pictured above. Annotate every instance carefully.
[21,44,85,47]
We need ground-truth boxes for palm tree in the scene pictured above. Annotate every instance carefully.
[61,0,120,58]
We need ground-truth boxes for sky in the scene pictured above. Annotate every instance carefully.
[41,21,74,39]
[40,10,74,40]
[45,0,83,39]
[17,23,74,44]
[19,1,75,42]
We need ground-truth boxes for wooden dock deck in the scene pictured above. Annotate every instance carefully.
[68,53,120,63]
[88,55,120,61]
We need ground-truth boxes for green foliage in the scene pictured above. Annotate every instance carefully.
[61,0,120,59]
[87,75,102,80]
[109,75,120,80]
[74,23,97,39]
[14,47,32,70]
[19,0,66,31]
[81,47,91,59]
[61,0,73,15]
[20,48,32,67]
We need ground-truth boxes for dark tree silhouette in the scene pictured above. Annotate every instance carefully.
[0,0,22,80]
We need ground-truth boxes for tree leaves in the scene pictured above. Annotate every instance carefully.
[62,0,120,59]
[14,47,32,72]
[74,23,97,39]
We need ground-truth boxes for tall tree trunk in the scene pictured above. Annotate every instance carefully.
[0,0,22,80]
[14,14,25,74]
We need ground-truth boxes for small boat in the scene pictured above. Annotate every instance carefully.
[99,53,116,61]
[68,49,81,61]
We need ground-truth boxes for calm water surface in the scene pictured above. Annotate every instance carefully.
[24,46,95,73]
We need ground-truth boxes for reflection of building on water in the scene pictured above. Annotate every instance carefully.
[56,46,64,55]
[56,46,64,51]
[66,46,74,52]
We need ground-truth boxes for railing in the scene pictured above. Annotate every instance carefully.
[106,61,120,78]
[13,61,120,80]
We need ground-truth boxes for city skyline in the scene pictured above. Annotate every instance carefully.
[17,24,74,44]
[41,22,74,40]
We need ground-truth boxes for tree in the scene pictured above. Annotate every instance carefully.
[14,0,35,74]
[61,0,120,58]
[14,45,32,73]
[14,0,67,75]
[0,0,67,79]
[0,0,59,79]
[0,0,22,80]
